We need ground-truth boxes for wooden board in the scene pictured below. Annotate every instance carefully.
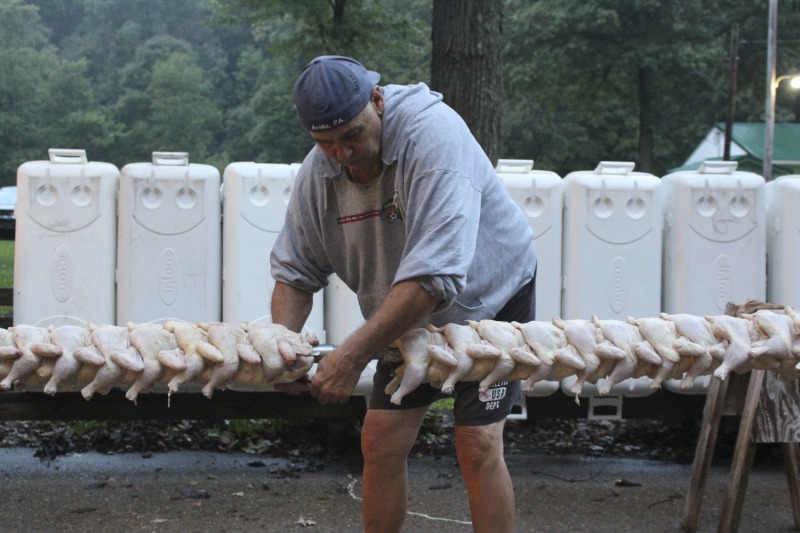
[755,373,800,443]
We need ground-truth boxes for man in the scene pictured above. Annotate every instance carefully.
[270,55,536,533]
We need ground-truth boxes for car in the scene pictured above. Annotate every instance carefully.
[0,186,16,240]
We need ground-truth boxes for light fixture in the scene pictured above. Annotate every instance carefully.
[774,74,800,88]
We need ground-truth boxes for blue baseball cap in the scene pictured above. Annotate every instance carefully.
[292,55,381,132]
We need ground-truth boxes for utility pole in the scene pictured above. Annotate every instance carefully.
[724,25,739,161]
[764,0,778,181]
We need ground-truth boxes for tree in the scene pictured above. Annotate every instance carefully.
[0,0,116,181]
[112,38,223,163]
[210,0,431,164]
[430,0,504,163]
[502,0,770,176]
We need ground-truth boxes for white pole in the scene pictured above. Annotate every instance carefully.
[764,0,778,181]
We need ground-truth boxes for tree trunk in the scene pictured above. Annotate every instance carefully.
[637,65,655,173]
[430,0,503,164]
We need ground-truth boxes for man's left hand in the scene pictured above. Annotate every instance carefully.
[310,348,363,404]
[272,377,311,395]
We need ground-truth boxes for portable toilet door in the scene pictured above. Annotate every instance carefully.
[661,161,765,315]
[561,161,663,320]
[116,152,221,324]
[14,149,119,326]
[495,159,562,322]
[221,162,324,339]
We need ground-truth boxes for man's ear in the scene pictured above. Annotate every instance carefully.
[371,86,384,115]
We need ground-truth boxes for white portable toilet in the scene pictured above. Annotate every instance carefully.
[561,161,663,320]
[14,149,119,326]
[117,152,221,324]
[661,161,765,315]
[765,175,800,307]
[495,159,562,322]
[320,274,374,395]
[324,274,365,346]
[494,160,560,400]
[221,162,324,339]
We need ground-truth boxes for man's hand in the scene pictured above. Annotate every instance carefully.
[310,348,364,404]
[272,377,311,395]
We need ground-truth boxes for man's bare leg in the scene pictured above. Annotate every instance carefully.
[456,419,514,533]
[361,406,428,533]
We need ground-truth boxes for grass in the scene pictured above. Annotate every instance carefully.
[0,239,13,287]
[0,240,12,318]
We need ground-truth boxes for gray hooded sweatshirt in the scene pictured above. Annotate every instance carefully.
[270,83,537,327]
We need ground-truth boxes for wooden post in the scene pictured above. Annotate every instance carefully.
[784,442,800,528]
[680,375,730,532]
[717,369,764,533]
[680,300,800,532]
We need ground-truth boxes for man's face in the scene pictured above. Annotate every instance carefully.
[310,88,384,183]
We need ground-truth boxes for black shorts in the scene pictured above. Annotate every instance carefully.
[369,275,536,426]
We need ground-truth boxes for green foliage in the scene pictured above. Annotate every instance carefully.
[4,0,799,180]
[67,420,107,437]
[501,0,798,176]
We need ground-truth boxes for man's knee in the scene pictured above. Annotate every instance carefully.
[361,408,428,464]
[454,422,505,472]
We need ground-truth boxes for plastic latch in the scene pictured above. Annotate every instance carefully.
[152,152,189,166]
[48,148,88,164]
[495,159,534,174]
[698,161,737,174]
[594,161,635,175]
[587,395,623,421]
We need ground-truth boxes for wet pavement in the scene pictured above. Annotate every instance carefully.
[0,447,796,532]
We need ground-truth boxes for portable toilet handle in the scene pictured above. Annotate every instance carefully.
[495,159,534,174]
[594,161,635,175]
[153,152,190,166]
[48,148,88,164]
[698,161,737,174]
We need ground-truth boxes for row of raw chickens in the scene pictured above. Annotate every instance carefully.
[0,308,796,404]
[0,321,320,403]
[386,308,800,405]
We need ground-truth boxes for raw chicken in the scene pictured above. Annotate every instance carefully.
[747,310,795,360]
[627,316,681,388]
[198,322,250,398]
[126,322,181,404]
[43,325,101,395]
[552,317,604,398]
[591,316,661,395]
[512,320,582,391]
[81,324,143,400]
[387,327,442,405]
[467,320,540,392]
[0,325,59,391]
[428,323,498,394]
[162,320,212,394]
[244,322,318,385]
[661,312,724,387]
[0,328,22,385]
[706,315,758,381]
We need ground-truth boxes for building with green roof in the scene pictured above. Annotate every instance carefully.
[670,122,800,177]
